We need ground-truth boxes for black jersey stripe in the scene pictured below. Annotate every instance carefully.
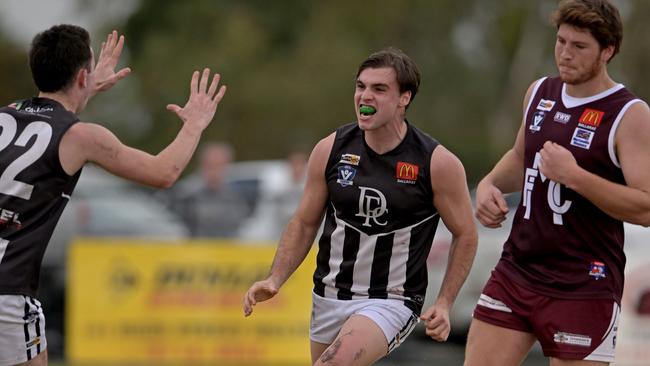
[402,220,438,313]
[313,207,336,297]
[368,233,394,299]
[335,226,360,300]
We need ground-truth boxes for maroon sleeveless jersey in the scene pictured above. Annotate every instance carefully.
[495,76,644,303]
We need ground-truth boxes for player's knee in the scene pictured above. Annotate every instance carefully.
[313,343,362,366]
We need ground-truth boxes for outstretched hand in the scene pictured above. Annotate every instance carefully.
[92,30,131,94]
[167,68,227,133]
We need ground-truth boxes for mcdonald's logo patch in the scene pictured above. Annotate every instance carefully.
[578,109,604,129]
[396,162,418,184]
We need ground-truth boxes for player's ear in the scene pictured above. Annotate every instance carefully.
[77,68,88,89]
[601,45,615,63]
[399,91,412,108]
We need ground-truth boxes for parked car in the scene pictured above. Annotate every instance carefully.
[45,165,190,269]
[226,159,302,242]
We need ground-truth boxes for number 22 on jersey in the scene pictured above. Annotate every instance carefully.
[0,113,53,200]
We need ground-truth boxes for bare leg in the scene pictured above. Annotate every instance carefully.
[464,319,536,366]
[311,340,330,365]
[313,314,388,366]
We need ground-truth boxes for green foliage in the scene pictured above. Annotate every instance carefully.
[3,0,638,183]
[0,35,36,105]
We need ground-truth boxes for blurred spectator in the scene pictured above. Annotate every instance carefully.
[164,142,249,238]
[274,149,308,230]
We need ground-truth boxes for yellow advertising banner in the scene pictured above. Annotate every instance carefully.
[67,239,315,364]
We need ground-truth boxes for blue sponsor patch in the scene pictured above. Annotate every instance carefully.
[571,127,595,149]
[336,165,356,187]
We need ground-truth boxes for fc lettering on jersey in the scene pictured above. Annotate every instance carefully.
[523,152,572,225]
[355,186,388,227]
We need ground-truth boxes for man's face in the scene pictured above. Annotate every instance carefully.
[354,67,410,131]
[554,24,612,85]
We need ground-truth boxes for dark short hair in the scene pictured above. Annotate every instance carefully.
[552,0,623,61]
[29,24,92,92]
[356,47,421,108]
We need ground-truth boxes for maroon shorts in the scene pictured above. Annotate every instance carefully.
[473,270,619,362]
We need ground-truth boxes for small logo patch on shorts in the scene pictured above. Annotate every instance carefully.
[26,336,41,348]
[553,332,592,347]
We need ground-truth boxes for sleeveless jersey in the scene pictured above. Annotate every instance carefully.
[313,122,440,314]
[495,76,643,302]
[0,97,81,297]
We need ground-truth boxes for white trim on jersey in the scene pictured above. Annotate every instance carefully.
[322,203,438,300]
[524,77,548,123]
[561,83,625,108]
[608,99,645,168]
[384,227,412,299]
[322,221,346,299]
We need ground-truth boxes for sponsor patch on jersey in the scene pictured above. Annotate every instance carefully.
[396,161,418,184]
[536,99,556,112]
[554,332,592,347]
[570,127,595,149]
[578,108,604,130]
[589,261,607,280]
[340,153,360,166]
[0,208,22,229]
[553,111,571,124]
[529,111,546,132]
[336,165,356,187]
[24,106,54,114]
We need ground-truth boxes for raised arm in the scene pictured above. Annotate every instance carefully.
[59,68,226,187]
[90,30,131,97]
[421,146,478,341]
[243,133,333,316]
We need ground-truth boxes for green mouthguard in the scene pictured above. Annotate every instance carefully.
[360,106,376,115]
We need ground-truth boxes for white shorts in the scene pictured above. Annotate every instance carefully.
[0,295,47,365]
[310,292,419,354]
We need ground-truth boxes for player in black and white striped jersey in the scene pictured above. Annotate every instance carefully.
[243,48,477,366]
[0,25,226,365]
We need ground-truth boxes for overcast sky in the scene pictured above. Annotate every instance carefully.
[0,0,139,47]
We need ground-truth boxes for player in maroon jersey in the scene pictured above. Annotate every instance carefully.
[466,1,650,365]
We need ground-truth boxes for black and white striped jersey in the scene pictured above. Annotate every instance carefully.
[313,122,440,314]
[0,98,81,297]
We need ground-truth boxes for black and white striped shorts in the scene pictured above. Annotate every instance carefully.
[0,295,47,365]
